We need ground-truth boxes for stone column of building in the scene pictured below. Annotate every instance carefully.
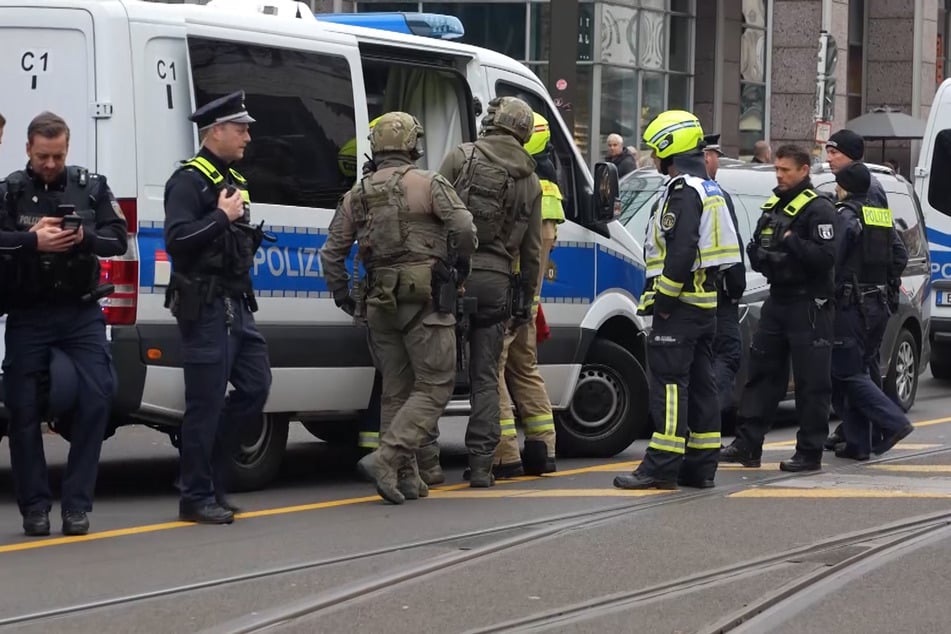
[769,0,849,153]
[693,0,743,157]
[866,0,938,171]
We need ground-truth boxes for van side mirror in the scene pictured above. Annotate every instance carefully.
[588,162,620,224]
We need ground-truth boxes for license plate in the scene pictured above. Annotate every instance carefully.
[938,291,951,306]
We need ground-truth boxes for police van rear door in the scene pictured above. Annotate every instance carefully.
[0,4,97,388]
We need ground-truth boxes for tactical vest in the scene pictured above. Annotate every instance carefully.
[753,188,819,285]
[178,156,256,283]
[640,175,742,311]
[453,144,522,247]
[349,165,448,269]
[840,201,892,286]
[2,166,102,302]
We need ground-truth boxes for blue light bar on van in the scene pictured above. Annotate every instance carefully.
[315,12,465,40]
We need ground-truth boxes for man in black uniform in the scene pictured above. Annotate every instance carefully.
[0,111,127,536]
[721,144,837,472]
[163,91,272,524]
[703,134,747,422]
[830,162,913,459]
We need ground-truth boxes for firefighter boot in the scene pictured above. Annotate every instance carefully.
[357,450,405,505]
[415,444,445,485]
[522,440,556,476]
[468,454,496,488]
[397,455,429,500]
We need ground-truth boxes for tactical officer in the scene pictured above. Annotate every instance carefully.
[320,111,477,504]
[163,91,272,524]
[830,162,914,459]
[492,111,564,478]
[614,111,741,490]
[721,144,837,472]
[824,129,895,450]
[703,134,747,422]
[0,111,127,536]
[420,96,543,488]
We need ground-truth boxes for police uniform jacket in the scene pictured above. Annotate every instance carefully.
[748,177,837,300]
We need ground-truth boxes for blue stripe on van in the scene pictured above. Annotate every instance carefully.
[137,225,645,301]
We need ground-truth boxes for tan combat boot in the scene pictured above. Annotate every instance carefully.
[415,444,445,485]
[357,450,405,505]
[468,454,496,488]
[397,454,429,500]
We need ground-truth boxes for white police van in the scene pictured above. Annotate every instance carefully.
[0,0,649,489]
[915,77,951,381]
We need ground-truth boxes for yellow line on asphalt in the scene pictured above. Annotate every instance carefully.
[428,488,670,499]
[867,465,951,473]
[0,460,632,555]
[763,441,939,451]
[729,488,951,499]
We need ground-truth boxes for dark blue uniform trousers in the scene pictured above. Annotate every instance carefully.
[831,296,909,455]
[3,303,113,515]
[713,301,743,415]
[177,297,271,505]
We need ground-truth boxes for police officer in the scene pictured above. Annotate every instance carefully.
[721,144,837,472]
[420,96,543,488]
[830,162,914,459]
[703,134,747,423]
[0,111,127,536]
[614,111,741,490]
[163,91,272,524]
[320,111,476,504]
[824,129,895,449]
[492,111,564,478]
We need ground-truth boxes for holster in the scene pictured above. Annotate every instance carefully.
[431,260,458,314]
[165,272,202,321]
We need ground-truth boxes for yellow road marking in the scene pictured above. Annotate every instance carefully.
[909,415,951,428]
[867,465,951,473]
[719,463,782,471]
[0,459,632,554]
[763,441,939,451]
[730,488,951,499]
[428,488,671,499]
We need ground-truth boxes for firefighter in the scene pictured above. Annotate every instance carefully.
[614,110,741,490]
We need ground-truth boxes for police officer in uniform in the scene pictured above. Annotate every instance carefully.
[420,96,542,488]
[830,162,914,459]
[614,111,742,490]
[492,111,564,477]
[163,91,272,524]
[703,134,747,423]
[721,144,837,471]
[0,111,127,536]
[320,112,477,504]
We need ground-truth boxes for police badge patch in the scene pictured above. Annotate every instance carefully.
[661,212,677,231]
[817,223,834,240]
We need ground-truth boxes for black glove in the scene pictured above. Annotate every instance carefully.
[333,288,356,316]
[653,291,678,318]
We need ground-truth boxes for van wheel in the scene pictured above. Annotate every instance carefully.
[885,329,918,412]
[226,413,289,492]
[930,342,951,381]
[555,339,649,458]
[302,420,359,445]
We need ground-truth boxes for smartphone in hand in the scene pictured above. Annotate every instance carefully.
[61,214,83,232]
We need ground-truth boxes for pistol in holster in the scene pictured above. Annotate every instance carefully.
[432,260,458,314]
[165,272,202,321]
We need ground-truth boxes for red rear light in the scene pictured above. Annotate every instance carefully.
[99,198,139,325]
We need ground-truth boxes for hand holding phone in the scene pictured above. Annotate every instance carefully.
[61,214,83,232]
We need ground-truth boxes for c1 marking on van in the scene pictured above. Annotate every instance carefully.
[156,60,178,109]
[21,50,50,90]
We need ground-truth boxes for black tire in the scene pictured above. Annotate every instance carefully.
[885,328,919,412]
[302,420,359,445]
[226,413,289,492]
[930,342,951,381]
[555,338,649,458]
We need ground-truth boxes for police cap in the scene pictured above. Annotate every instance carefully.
[189,91,256,130]
[703,133,724,156]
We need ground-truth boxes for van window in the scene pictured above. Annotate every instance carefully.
[890,191,927,258]
[361,58,471,172]
[495,81,582,221]
[187,37,357,209]
[928,129,951,215]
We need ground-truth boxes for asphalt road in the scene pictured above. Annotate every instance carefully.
[0,373,949,633]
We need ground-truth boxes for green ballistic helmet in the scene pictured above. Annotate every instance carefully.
[480,96,534,144]
[369,111,425,158]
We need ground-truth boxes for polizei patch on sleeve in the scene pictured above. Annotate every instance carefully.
[661,211,677,231]
[817,223,835,240]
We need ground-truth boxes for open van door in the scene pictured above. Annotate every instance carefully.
[915,77,951,379]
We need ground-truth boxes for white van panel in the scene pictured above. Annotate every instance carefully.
[0,8,95,176]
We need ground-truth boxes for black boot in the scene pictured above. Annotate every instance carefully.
[179,501,235,524]
[62,510,90,536]
[23,510,50,537]
[522,440,556,476]
[872,424,914,456]
[824,423,845,451]
[613,471,678,490]
[719,443,761,468]
[779,453,821,472]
